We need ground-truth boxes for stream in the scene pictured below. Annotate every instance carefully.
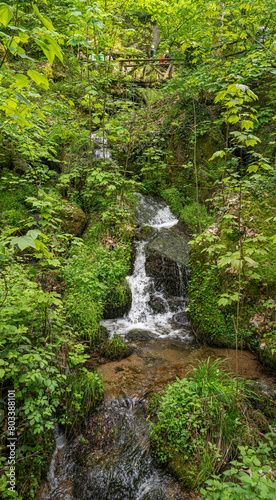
[38,195,274,500]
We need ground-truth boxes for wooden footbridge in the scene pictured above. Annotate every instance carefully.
[116,58,184,83]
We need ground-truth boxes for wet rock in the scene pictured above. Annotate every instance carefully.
[149,296,167,314]
[146,227,189,267]
[167,298,187,312]
[126,329,154,342]
[172,311,190,326]
[145,253,188,297]
[135,225,156,241]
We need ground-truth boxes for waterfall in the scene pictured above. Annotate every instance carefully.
[102,196,193,340]
[127,241,152,324]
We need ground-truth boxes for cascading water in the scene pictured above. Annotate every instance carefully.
[102,195,193,340]
[127,241,152,324]
[39,194,273,500]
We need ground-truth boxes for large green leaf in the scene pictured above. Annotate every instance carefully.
[0,3,13,27]
[33,3,55,32]
[27,69,49,90]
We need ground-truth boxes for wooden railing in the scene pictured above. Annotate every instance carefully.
[117,58,184,82]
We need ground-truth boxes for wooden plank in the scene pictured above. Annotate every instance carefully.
[163,63,172,80]
[118,58,184,63]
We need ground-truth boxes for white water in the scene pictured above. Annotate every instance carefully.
[134,193,178,229]
[40,425,67,499]
[102,197,193,340]
[90,132,112,160]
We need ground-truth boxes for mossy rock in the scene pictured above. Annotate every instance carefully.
[146,227,189,267]
[0,146,13,170]
[103,279,132,319]
[248,409,270,434]
[247,380,276,421]
[257,343,276,371]
[100,335,133,361]
[57,202,86,236]
[135,225,155,241]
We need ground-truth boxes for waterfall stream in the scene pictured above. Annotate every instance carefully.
[39,195,273,500]
[102,195,193,339]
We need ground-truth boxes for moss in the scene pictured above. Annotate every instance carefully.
[99,334,133,361]
[257,344,276,371]
[248,409,270,434]
[136,224,155,240]
[103,279,132,320]
[160,187,184,217]
[57,202,86,236]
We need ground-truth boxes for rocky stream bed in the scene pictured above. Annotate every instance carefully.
[38,196,276,500]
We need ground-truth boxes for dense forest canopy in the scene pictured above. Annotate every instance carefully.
[0,1,276,499]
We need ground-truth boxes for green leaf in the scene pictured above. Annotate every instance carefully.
[10,236,36,250]
[43,33,63,63]
[15,73,29,88]
[32,4,55,32]
[27,69,49,90]
[0,368,5,379]
[0,3,13,27]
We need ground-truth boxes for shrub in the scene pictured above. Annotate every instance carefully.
[201,435,276,499]
[161,187,184,217]
[150,359,248,489]
[180,201,213,233]
[61,368,104,431]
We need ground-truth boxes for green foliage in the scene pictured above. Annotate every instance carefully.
[160,187,184,217]
[61,368,104,430]
[150,359,247,489]
[201,435,276,500]
[181,202,213,233]
[63,223,132,340]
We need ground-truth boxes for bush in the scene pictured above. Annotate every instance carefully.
[161,187,184,217]
[201,435,276,499]
[61,368,104,430]
[180,201,213,233]
[63,225,132,340]
[150,359,248,489]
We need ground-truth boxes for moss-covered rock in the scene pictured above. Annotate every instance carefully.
[248,409,270,434]
[99,333,133,360]
[146,227,189,267]
[103,279,132,319]
[57,202,86,236]
[257,342,276,371]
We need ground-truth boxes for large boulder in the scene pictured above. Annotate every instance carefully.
[145,227,189,296]
[146,227,189,266]
[57,202,86,236]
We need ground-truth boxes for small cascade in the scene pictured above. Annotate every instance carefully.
[40,425,68,499]
[134,193,178,228]
[127,241,152,324]
[148,206,178,229]
[102,195,193,340]
[39,398,186,500]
